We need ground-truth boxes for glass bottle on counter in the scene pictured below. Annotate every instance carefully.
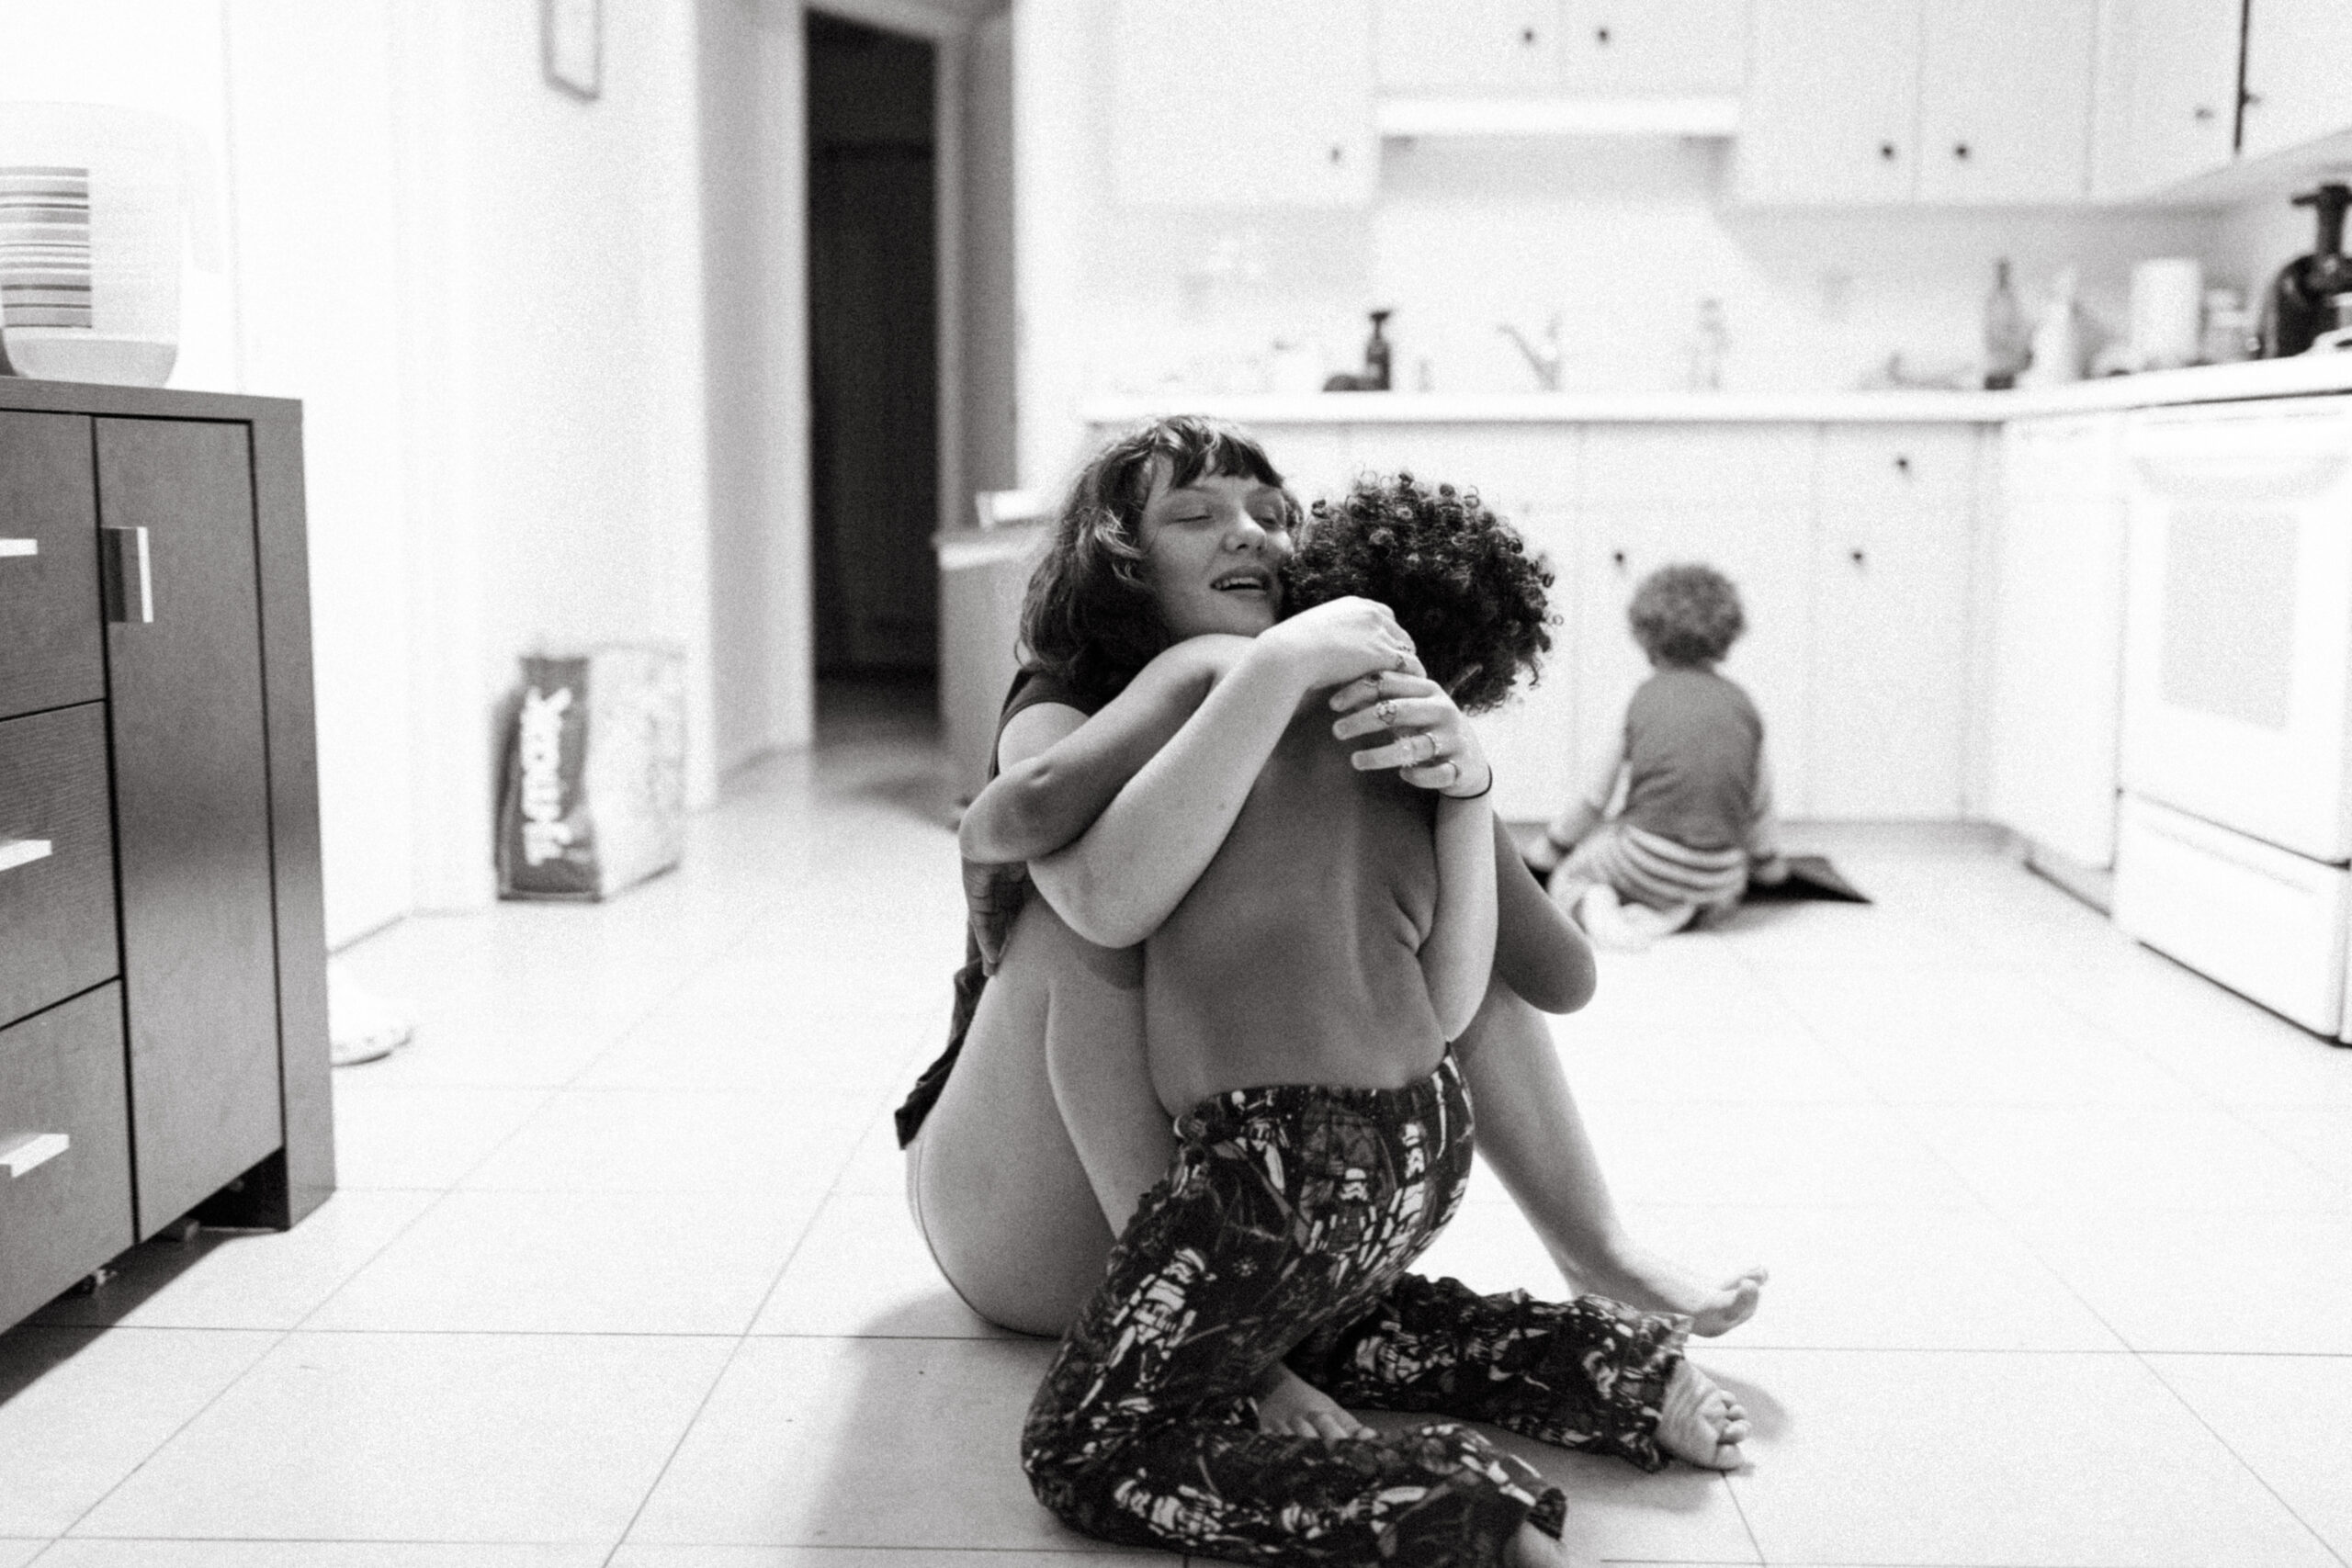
[1983,258,2031,389]
[1363,309,1393,390]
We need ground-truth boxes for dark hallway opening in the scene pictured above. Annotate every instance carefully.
[807,13,939,687]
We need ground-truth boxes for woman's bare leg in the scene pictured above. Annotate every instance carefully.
[1457,977,1766,1336]
[908,904,1121,1337]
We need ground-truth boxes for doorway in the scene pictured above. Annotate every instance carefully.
[807,11,939,716]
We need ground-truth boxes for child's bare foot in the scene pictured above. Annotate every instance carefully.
[1253,1362,1373,1441]
[1562,1245,1767,1337]
[1508,1519,1599,1568]
[1657,1358,1748,1470]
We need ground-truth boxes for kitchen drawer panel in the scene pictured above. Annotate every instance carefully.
[0,411,104,722]
[0,984,134,1329]
[1817,425,1979,516]
[0,705,119,1029]
[2112,795,2349,1037]
[1577,426,1816,512]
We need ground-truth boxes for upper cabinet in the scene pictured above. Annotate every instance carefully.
[1736,0,1919,205]
[2239,0,2352,161]
[1737,0,2096,206]
[1374,0,1559,92]
[2095,0,2244,197]
[1112,0,1376,208]
[1555,0,1750,96]
[1912,0,2096,204]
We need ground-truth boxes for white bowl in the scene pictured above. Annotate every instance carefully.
[3,329,177,387]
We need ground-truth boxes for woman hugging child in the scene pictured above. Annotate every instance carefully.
[1020,476,1747,1568]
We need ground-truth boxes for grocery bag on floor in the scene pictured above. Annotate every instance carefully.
[496,645,686,900]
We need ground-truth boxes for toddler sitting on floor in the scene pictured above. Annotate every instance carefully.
[1021,478,1747,1568]
[1526,562,1787,952]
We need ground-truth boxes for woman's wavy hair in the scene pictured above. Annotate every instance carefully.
[1019,415,1295,706]
[1628,562,1746,666]
[1283,473,1555,715]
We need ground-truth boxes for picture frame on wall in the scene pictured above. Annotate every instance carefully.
[543,0,601,100]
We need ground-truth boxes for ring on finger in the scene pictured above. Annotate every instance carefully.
[1374,697,1399,727]
[1420,732,1445,764]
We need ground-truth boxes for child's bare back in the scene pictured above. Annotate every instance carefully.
[1143,694,1448,1115]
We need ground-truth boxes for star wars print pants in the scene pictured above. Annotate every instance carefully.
[1020,1054,1690,1567]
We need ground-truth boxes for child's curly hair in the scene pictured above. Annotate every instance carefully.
[1628,563,1746,666]
[1283,473,1555,714]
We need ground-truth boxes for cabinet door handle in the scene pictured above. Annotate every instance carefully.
[1894,454,1911,474]
[0,838,54,874]
[1849,547,1867,567]
[2192,104,2215,122]
[1611,548,1627,570]
[1594,25,1611,44]
[1,1132,70,1179]
[0,537,36,558]
[1878,141,1897,162]
[101,525,153,624]
[1521,25,1538,44]
[1953,142,1971,160]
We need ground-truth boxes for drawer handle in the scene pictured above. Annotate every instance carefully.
[0,537,35,558]
[101,525,153,625]
[0,838,53,874]
[1,1132,70,1179]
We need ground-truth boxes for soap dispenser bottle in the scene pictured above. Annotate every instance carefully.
[1363,309,1393,390]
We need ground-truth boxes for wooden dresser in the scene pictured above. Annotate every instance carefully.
[0,380,332,1332]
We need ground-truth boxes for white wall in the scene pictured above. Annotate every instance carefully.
[6,0,820,928]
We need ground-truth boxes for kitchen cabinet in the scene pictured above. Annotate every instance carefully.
[1738,0,2095,207]
[1984,412,2127,869]
[1736,0,1919,206]
[1112,0,1375,209]
[1805,427,1977,818]
[1374,0,1558,93]
[2096,0,2244,197]
[2239,0,2352,161]
[0,382,333,1336]
[1913,0,2095,205]
[1556,0,1748,97]
[1472,503,1581,823]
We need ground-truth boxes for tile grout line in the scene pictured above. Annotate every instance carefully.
[2131,1354,2352,1568]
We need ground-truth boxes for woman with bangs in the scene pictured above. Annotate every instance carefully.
[896,416,1765,1433]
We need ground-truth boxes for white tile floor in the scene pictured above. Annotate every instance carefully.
[6,688,2352,1567]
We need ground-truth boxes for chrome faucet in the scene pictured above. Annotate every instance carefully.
[1498,316,1564,391]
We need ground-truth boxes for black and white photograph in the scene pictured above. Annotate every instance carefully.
[2,2,2350,1565]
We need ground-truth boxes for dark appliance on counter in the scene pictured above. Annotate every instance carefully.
[2259,183,2352,358]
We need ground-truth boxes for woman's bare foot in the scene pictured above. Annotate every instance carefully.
[1657,1358,1748,1470]
[1508,1519,1599,1568]
[1560,1244,1768,1337]
[1253,1362,1374,1441]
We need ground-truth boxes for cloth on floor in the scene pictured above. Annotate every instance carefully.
[1743,853,1870,904]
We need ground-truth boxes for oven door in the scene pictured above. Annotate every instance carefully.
[2120,397,2352,863]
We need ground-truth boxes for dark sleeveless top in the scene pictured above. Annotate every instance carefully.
[894,669,1101,1146]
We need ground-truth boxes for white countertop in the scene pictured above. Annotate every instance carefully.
[1081,353,2352,427]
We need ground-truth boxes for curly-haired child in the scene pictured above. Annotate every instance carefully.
[1525,562,1788,952]
[1022,477,1748,1568]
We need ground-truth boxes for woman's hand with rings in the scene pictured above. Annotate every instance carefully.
[1256,595,1423,692]
[1328,671,1494,799]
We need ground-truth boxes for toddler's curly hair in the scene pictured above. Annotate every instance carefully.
[1628,562,1746,666]
[1283,473,1555,714]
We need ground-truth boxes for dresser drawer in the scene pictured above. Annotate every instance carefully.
[0,705,119,1028]
[0,984,134,1328]
[0,411,104,722]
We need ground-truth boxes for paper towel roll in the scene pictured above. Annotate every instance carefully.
[2131,258,2204,370]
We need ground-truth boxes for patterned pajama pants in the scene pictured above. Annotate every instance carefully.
[1020,1055,1690,1567]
